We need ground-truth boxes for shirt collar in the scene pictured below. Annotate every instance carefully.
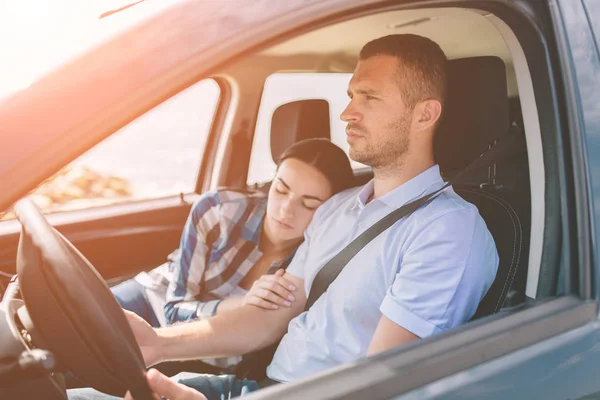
[354,180,375,210]
[354,165,444,210]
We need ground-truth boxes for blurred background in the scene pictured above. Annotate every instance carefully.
[0,0,219,219]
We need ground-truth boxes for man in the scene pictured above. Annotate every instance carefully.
[70,33,498,400]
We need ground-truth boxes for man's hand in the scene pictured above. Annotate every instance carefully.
[124,310,164,367]
[124,368,206,400]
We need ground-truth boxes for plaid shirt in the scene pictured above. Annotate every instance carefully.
[134,188,293,369]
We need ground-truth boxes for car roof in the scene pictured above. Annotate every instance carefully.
[0,0,379,213]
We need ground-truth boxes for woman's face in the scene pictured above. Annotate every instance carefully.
[265,158,333,243]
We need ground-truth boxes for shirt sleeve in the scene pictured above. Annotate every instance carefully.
[285,239,309,279]
[164,193,221,324]
[379,208,498,338]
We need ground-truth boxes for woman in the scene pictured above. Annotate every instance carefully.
[111,138,355,369]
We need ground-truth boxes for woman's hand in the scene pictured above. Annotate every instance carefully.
[244,269,298,310]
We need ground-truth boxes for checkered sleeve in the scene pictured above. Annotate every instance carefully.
[164,192,221,324]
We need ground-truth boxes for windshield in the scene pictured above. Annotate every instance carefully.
[0,0,179,100]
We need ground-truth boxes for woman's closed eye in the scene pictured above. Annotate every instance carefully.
[302,200,321,211]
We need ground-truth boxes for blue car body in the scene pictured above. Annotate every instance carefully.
[0,0,599,398]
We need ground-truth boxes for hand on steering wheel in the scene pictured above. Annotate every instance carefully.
[123,310,164,367]
[125,369,207,400]
[14,199,154,399]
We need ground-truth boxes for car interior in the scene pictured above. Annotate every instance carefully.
[262,54,531,319]
[0,3,573,399]
[221,6,539,309]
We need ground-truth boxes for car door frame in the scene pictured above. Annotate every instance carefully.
[242,0,599,398]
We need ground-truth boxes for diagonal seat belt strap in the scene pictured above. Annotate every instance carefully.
[304,185,447,310]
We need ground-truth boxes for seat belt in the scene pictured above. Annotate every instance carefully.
[235,124,524,379]
[305,122,524,310]
[304,185,444,310]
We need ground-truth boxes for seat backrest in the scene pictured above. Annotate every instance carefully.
[434,56,530,318]
[457,187,525,318]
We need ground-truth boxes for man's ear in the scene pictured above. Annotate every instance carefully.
[411,99,442,133]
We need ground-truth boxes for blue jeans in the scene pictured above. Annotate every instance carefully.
[67,373,261,400]
[111,279,161,328]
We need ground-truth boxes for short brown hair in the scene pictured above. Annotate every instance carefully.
[359,34,447,109]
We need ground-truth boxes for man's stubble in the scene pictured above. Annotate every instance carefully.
[348,112,412,170]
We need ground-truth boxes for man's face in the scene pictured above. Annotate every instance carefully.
[341,55,413,169]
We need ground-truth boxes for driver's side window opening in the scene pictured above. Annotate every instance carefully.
[235,6,548,319]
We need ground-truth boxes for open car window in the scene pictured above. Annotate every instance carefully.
[0,78,220,221]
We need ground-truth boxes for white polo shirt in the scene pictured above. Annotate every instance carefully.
[267,165,499,382]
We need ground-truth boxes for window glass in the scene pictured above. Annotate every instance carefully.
[1,78,220,220]
[247,73,366,185]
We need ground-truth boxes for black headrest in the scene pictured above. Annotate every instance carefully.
[270,99,330,162]
[434,56,509,174]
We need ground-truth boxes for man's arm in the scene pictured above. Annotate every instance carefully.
[130,272,306,366]
[367,316,419,356]
[145,196,321,366]
[368,208,497,356]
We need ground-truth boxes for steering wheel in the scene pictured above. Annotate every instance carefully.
[14,199,154,399]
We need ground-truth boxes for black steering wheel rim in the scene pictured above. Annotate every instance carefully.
[14,198,153,399]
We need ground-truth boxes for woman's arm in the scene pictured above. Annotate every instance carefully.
[164,196,218,324]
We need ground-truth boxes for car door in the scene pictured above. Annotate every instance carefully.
[0,78,225,286]
[244,1,600,399]
[0,0,597,398]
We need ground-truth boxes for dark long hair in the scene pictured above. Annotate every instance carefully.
[277,138,355,194]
